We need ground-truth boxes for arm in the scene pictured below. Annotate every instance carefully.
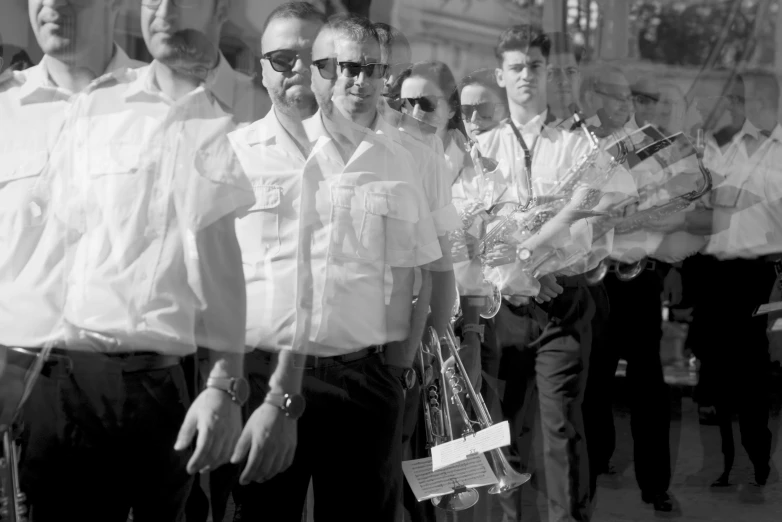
[175,213,245,475]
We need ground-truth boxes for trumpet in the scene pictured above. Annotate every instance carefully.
[417,332,480,511]
[437,326,531,495]
[0,345,51,522]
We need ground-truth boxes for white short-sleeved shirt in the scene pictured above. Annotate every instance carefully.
[0,47,144,348]
[229,109,442,356]
[706,121,782,259]
[46,57,261,355]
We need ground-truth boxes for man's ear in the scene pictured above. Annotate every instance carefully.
[495,67,505,89]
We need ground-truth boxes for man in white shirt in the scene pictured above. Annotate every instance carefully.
[580,64,632,133]
[1,1,146,520]
[228,13,442,522]
[694,71,778,489]
[476,25,600,522]
[17,2,266,520]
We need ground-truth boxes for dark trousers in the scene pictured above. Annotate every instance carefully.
[583,270,671,496]
[232,349,405,522]
[689,257,775,476]
[497,282,594,522]
[19,351,193,522]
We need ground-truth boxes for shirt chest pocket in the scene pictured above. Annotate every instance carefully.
[242,184,282,258]
[329,183,420,263]
[0,150,49,230]
[84,143,146,222]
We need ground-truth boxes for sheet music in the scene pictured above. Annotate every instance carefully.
[402,454,498,502]
[754,301,782,316]
[430,420,511,471]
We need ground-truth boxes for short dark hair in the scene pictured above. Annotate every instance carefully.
[459,68,506,105]
[262,2,327,38]
[322,13,379,46]
[398,61,464,133]
[373,22,411,62]
[495,25,549,64]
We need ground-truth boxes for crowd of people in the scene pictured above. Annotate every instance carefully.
[1,1,780,522]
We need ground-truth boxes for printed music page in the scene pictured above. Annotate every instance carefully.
[430,420,511,471]
[754,302,782,316]
[402,454,498,502]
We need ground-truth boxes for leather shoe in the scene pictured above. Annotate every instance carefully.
[642,491,673,512]
[753,464,771,487]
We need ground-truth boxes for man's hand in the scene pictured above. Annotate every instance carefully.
[535,274,563,304]
[231,402,297,485]
[174,387,242,475]
[663,267,683,306]
[484,243,517,267]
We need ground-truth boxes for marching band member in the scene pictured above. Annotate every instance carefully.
[475,25,601,522]
[1,0,142,519]
[695,71,779,489]
[20,1,267,520]
[227,13,442,522]
[459,68,510,140]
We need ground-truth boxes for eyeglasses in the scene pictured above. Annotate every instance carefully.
[312,59,389,80]
[594,90,632,104]
[461,102,498,120]
[403,97,441,113]
[633,94,659,107]
[141,0,198,7]
[262,49,311,73]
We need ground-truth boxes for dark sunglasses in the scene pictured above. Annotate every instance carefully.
[262,49,311,73]
[312,58,337,80]
[312,59,389,80]
[461,102,498,120]
[403,97,439,113]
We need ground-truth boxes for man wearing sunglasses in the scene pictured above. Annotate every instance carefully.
[21,1,269,521]
[227,12,442,522]
[580,64,633,134]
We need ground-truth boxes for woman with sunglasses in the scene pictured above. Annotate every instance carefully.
[459,69,509,141]
[398,61,503,404]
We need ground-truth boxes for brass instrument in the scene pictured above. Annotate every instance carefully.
[0,345,50,522]
[584,130,713,284]
[438,325,532,495]
[417,332,480,511]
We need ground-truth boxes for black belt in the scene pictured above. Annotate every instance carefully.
[4,346,182,375]
[251,345,385,370]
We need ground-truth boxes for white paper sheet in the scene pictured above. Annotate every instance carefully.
[754,301,782,316]
[769,318,782,332]
[430,421,511,471]
[401,454,498,502]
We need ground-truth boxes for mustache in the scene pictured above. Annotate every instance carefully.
[154,27,218,61]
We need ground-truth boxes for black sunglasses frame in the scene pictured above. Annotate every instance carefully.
[460,102,498,120]
[338,62,389,79]
[262,49,311,73]
[403,97,439,113]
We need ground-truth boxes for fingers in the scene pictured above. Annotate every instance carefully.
[187,418,215,475]
[230,428,252,465]
[174,411,197,452]
[239,436,263,486]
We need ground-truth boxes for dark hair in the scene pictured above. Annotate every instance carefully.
[740,70,780,109]
[399,61,465,133]
[459,68,506,105]
[262,2,327,39]
[10,50,33,72]
[322,13,379,46]
[495,25,549,64]
[373,22,411,62]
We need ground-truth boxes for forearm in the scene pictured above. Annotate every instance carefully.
[266,350,303,395]
[428,269,456,340]
[403,269,432,367]
[683,208,715,235]
[207,351,244,379]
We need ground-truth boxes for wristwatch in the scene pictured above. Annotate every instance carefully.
[386,365,416,391]
[205,376,250,407]
[264,392,306,419]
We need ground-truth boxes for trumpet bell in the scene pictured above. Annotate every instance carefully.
[487,449,532,494]
[615,258,647,281]
[583,261,609,286]
[430,487,480,511]
[479,280,502,319]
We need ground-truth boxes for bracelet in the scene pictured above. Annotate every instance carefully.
[462,323,485,342]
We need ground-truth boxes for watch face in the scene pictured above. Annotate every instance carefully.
[284,394,306,419]
[232,378,250,405]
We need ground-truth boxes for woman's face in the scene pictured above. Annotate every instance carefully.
[656,84,686,134]
[460,83,507,139]
[400,75,454,133]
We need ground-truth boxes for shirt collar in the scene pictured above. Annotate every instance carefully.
[248,106,312,158]
[736,118,763,141]
[124,53,236,108]
[511,109,550,140]
[19,44,135,104]
[769,123,782,143]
